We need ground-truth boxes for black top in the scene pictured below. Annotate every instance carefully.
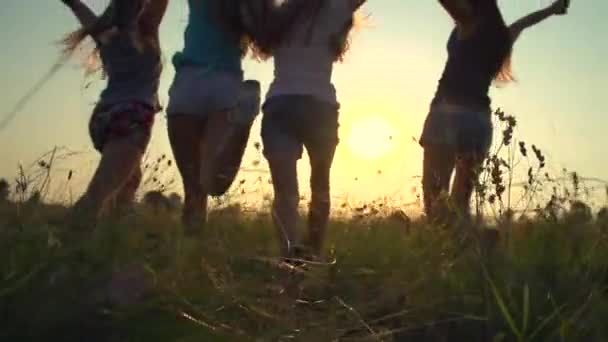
[433,19,508,109]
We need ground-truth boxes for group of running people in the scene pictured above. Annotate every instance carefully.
[60,0,570,260]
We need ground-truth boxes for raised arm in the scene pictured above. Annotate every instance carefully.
[61,0,98,27]
[509,0,569,42]
[139,0,170,36]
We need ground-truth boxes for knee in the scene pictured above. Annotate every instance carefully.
[310,189,330,207]
[310,172,330,191]
[422,170,440,191]
[273,190,300,211]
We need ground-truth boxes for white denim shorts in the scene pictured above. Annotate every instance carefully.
[167,65,243,118]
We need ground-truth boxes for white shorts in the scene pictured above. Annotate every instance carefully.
[167,65,243,117]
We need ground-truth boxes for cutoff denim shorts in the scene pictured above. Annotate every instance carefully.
[419,106,493,155]
[166,65,242,118]
[262,95,340,161]
[89,101,155,152]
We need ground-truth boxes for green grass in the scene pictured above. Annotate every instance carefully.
[1,201,608,342]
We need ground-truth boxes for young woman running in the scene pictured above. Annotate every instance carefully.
[61,0,168,222]
[259,0,366,259]
[421,0,570,221]
[166,0,279,232]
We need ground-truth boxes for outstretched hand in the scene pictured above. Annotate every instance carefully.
[551,0,570,15]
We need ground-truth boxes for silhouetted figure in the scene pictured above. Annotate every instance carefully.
[61,0,169,224]
[420,0,570,221]
[166,0,272,233]
[256,0,367,260]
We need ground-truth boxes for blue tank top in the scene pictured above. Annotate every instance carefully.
[433,20,507,109]
[98,33,162,110]
[173,0,243,75]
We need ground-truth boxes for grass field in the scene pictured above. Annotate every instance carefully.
[2,110,608,341]
[2,197,608,341]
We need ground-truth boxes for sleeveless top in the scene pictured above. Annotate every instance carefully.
[266,0,355,106]
[433,19,508,109]
[98,32,162,111]
[172,0,243,75]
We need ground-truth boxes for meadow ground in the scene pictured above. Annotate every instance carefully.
[2,199,608,342]
[2,110,608,341]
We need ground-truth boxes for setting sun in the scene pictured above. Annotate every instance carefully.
[347,116,395,160]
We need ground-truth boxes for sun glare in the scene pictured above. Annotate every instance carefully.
[347,116,395,160]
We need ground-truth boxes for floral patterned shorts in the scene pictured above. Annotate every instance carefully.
[89,101,155,152]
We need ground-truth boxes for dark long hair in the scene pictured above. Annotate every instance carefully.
[331,10,358,62]
[207,0,252,57]
[244,0,305,60]
[62,0,151,74]
[62,0,147,54]
[471,0,514,83]
[247,0,360,62]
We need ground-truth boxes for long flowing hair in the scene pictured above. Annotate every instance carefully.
[207,0,253,58]
[247,0,362,62]
[472,0,515,83]
[331,8,364,62]
[61,0,150,75]
[243,0,303,60]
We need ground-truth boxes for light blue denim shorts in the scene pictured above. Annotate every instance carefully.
[167,65,242,118]
[420,106,493,154]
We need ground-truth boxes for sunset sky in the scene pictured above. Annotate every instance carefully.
[0,0,606,205]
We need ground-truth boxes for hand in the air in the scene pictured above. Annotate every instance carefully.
[551,0,570,15]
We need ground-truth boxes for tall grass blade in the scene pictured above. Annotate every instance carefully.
[522,284,530,335]
[528,302,566,341]
[482,264,522,341]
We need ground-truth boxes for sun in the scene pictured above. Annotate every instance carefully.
[347,116,395,160]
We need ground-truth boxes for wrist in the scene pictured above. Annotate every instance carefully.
[550,2,568,15]
[62,0,78,7]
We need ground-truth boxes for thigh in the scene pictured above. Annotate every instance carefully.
[261,98,304,163]
[423,144,457,189]
[307,141,336,196]
[167,115,206,187]
[305,112,338,192]
[200,110,251,196]
[263,104,300,208]
[454,112,493,156]
[454,150,485,181]
[419,110,451,148]
[452,150,486,210]
[301,99,340,176]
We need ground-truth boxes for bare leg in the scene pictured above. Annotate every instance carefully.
[73,138,144,222]
[306,143,336,257]
[422,145,456,221]
[168,115,207,232]
[200,111,248,196]
[267,155,301,258]
[451,152,484,220]
[111,166,143,217]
